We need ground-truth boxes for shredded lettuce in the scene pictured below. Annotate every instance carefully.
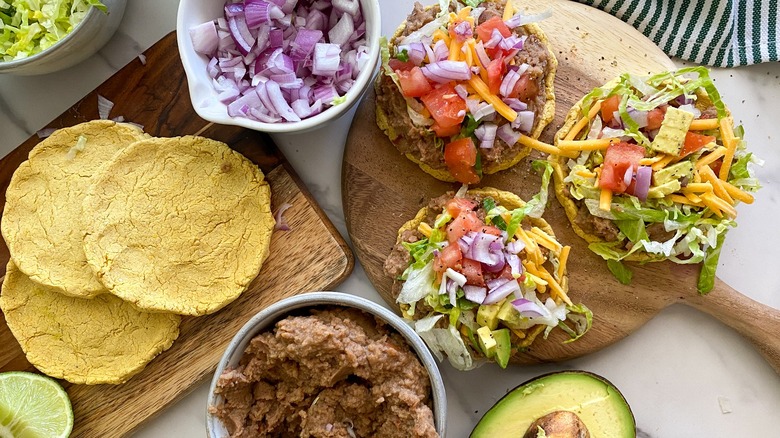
[606,260,633,284]
[398,261,437,304]
[559,303,593,343]
[414,314,476,370]
[698,231,726,294]
[0,0,106,61]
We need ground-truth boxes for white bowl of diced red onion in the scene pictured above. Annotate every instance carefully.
[177,0,380,133]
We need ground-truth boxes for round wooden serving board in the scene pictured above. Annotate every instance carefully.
[343,0,780,371]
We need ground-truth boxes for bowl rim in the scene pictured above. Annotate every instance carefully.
[0,5,103,69]
[206,291,447,437]
[176,0,382,133]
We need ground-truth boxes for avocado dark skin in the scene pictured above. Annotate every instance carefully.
[470,371,636,438]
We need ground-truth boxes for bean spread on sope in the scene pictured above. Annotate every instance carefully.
[375,0,557,183]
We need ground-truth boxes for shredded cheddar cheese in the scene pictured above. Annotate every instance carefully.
[669,193,704,207]
[639,155,665,166]
[689,118,720,130]
[557,246,571,281]
[564,100,603,141]
[448,39,463,61]
[599,188,612,211]
[718,116,737,180]
[502,0,514,20]
[468,76,518,122]
[721,179,754,204]
[519,135,578,158]
[417,222,432,237]
[699,165,735,205]
[540,270,572,306]
[695,146,727,169]
[651,154,676,171]
[529,227,563,252]
[558,137,620,151]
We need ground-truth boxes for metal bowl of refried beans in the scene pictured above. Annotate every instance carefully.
[207,292,447,437]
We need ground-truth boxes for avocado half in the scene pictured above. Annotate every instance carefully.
[470,371,636,438]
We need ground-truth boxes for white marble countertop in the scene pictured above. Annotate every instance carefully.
[1,0,779,436]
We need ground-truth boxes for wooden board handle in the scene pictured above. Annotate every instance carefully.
[684,279,780,373]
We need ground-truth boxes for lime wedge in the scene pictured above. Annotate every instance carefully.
[0,372,73,438]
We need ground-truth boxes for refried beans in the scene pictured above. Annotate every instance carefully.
[209,307,439,438]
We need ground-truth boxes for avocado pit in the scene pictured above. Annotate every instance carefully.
[523,411,590,438]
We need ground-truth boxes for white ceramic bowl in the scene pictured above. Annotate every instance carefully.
[0,0,126,76]
[207,292,447,437]
[177,0,381,134]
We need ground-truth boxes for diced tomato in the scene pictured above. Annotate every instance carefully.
[446,197,478,217]
[709,158,723,176]
[396,67,433,98]
[601,95,620,124]
[486,57,504,95]
[388,58,415,72]
[646,108,665,131]
[476,16,511,42]
[432,122,461,138]
[511,74,538,103]
[599,142,646,193]
[447,210,482,243]
[680,132,715,158]
[421,83,467,135]
[461,258,485,286]
[496,265,515,281]
[434,243,462,273]
[444,138,481,184]
[479,225,503,236]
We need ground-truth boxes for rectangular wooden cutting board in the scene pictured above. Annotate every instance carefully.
[0,32,353,437]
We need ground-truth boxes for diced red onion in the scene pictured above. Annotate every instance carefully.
[512,110,534,133]
[610,111,624,129]
[312,43,341,76]
[452,20,472,41]
[623,166,633,187]
[497,123,521,146]
[504,9,553,28]
[265,80,301,122]
[274,202,292,231]
[499,35,524,52]
[674,94,693,106]
[454,84,469,100]
[333,0,359,16]
[329,13,354,46]
[499,68,521,98]
[313,83,339,104]
[511,298,545,318]
[305,9,326,31]
[505,253,522,277]
[245,0,284,28]
[290,28,323,61]
[483,279,520,305]
[486,277,509,291]
[502,97,527,111]
[224,2,244,18]
[469,233,501,264]
[269,28,284,48]
[473,103,495,121]
[475,123,497,149]
[587,115,603,139]
[421,60,472,83]
[227,15,255,55]
[97,94,113,120]
[463,285,487,304]
[633,166,652,201]
[505,240,525,254]
[407,42,426,65]
[627,107,648,128]
[190,21,220,55]
[474,41,491,68]
[432,39,449,61]
[484,28,503,49]
[678,104,702,118]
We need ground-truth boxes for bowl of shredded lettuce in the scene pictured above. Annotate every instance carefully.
[0,0,125,75]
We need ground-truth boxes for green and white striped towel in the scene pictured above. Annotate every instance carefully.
[576,0,779,67]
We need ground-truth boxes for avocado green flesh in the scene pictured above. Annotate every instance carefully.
[470,372,635,438]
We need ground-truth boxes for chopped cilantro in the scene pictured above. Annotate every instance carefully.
[396,48,409,62]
